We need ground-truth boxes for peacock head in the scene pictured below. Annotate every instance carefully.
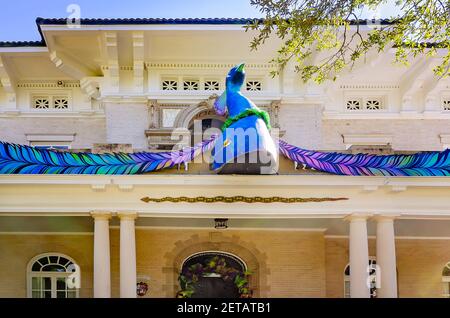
[226,63,245,92]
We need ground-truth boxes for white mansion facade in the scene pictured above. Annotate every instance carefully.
[0,18,449,298]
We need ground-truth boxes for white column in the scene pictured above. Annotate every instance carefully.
[347,214,370,298]
[376,215,398,298]
[118,212,138,298]
[91,211,111,298]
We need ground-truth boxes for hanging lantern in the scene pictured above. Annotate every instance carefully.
[136,281,149,297]
[214,218,228,229]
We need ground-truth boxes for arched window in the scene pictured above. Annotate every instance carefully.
[344,258,378,298]
[442,262,450,298]
[27,253,80,298]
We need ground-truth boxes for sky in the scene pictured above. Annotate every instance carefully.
[0,0,262,41]
[0,0,400,42]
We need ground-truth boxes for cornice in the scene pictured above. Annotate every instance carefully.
[145,62,273,70]
[0,111,105,118]
[1,174,449,188]
[323,111,450,120]
[17,81,80,88]
[339,84,400,90]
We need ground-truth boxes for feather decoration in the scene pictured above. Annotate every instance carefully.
[1,136,449,176]
[279,140,450,176]
[0,135,217,175]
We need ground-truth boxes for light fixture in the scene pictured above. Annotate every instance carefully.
[214,218,228,229]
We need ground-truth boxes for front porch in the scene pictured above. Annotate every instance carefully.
[0,174,450,298]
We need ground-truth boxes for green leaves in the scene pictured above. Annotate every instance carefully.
[249,0,450,83]
[176,256,252,298]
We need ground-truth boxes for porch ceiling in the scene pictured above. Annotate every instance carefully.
[1,216,450,238]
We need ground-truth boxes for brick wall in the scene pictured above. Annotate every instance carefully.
[1,232,449,298]
[277,104,450,151]
[0,234,94,298]
[0,229,327,298]
[278,104,323,149]
[104,103,149,150]
[325,238,450,298]
[322,119,450,151]
[0,117,106,149]
[111,229,327,298]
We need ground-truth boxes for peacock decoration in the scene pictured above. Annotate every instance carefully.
[1,64,449,176]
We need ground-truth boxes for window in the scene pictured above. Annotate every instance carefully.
[161,108,182,128]
[160,78,221,91]
[365,99,381,110]
[27,253,80,298]
[443,100,450,111]
[346,100,361,110]
[53,96,69,109]
[344,258,378,298]
[162,80,178,91]
[246,80,262,91]
[442,262,450,298]
[33,96,50,109]
[183,80,199,91]
[204,80,220,91]
[32,95,69,110]
[346,97,384,111]
[30,141,71,150]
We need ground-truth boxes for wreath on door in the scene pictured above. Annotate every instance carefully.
[177,256,251,298]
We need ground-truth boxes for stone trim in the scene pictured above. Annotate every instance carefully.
[163,232,270,297]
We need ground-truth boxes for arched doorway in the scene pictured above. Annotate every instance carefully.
[178,251,248,298]
[188,117,224,146]
[187,108,225,146]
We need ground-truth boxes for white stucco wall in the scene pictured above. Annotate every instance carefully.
[104,103,149,150]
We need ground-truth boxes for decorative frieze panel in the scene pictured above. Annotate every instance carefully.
[443,99,450,111]
[204,80,220,91]
[345,96,385,111]
[159,77,266,92]
[32,94,70,110]
[246,80,262,91]
[346,99,361,110]
[161,77,221,91]
[183,80,200,91]
[162,79,178,91]
[365,99,382,110]
[53,96,69,109]
[33,96,50,109]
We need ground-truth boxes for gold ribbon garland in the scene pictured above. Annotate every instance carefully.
[141,196,348,203]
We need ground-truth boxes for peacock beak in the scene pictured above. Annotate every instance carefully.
[236,63,245,72]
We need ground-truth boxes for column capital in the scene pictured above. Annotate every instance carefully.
[373,214,400,222]
[117,211,138,220]
[90,211,112,220]
[344,213,371,222]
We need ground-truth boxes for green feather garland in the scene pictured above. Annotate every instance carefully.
[221,108,271,131]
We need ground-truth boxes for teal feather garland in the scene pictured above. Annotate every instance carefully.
[0,136,217,175]
[1,137,449,176]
